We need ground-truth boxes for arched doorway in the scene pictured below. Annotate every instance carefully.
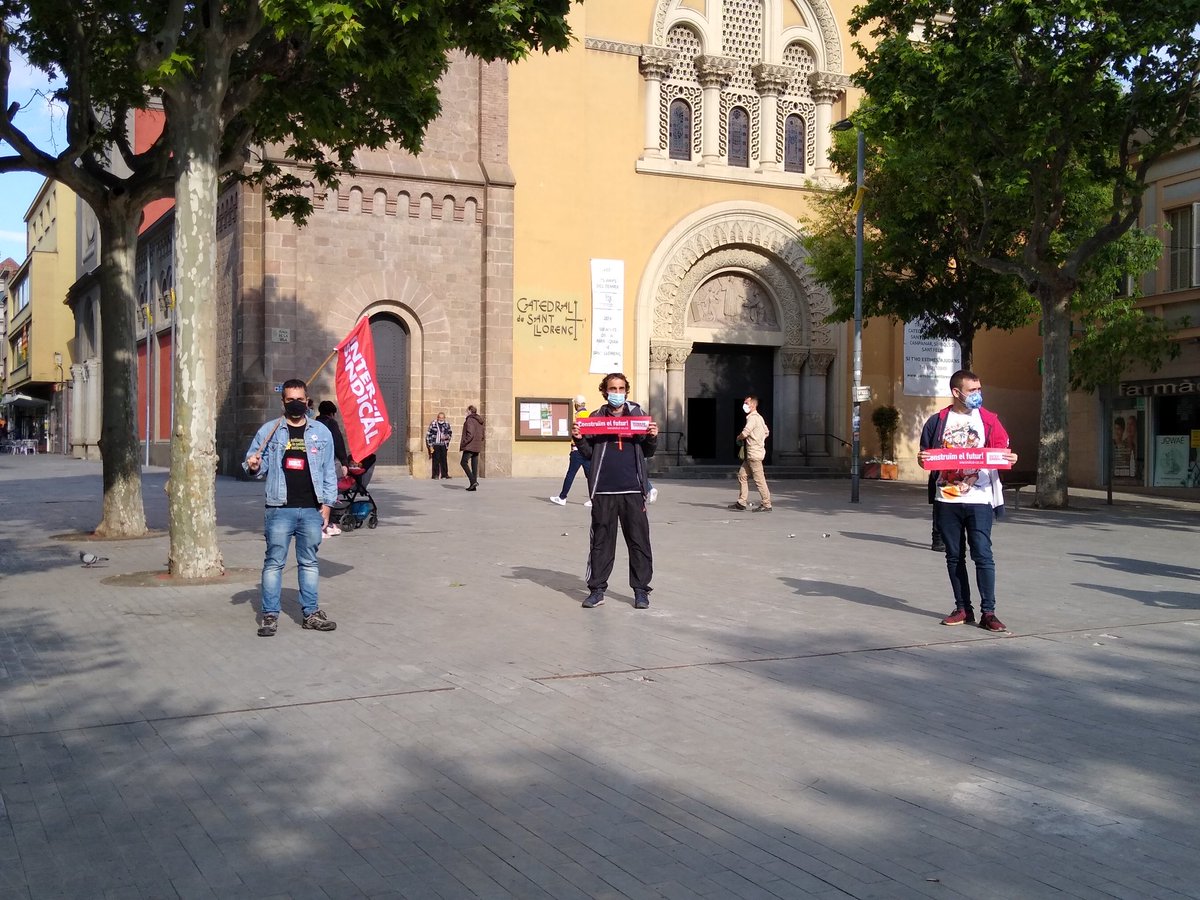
[370,314,409,466]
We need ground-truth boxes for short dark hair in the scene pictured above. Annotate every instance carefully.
[745,394,758,404]
[318,400,337,416]
[467,404,477,415]
[281,378,307,395]
[949,369,978,391]
[599,372,629,394]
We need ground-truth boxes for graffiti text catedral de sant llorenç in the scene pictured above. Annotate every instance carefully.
[516,297,584,340]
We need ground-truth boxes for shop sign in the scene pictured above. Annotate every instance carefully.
[1118,377,1200,397]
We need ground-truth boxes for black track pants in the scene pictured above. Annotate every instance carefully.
[586,493,653,593]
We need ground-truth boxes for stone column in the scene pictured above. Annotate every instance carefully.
[69,363,87,458]
[777,349,808,462]
[84,358,103,460]
[696,56,737,165]
[666,344,692,453]
[639,47,674,159]
[649,342,671,447]
[803,350,835,456]
[811,73,851,174]
[752,63,792,172]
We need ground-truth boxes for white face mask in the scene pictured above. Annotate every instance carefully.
[742,403,751,414]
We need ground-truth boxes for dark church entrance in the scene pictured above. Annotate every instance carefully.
[685,343,774,465]
[370,314,409,467]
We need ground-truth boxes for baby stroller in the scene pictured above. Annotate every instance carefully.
[333,454,378,530]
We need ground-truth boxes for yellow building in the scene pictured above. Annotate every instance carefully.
[510,0,861,476]
[2,179,78,453]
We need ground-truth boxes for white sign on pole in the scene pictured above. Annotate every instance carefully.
[903,320,961,396]
[588,259,624,374]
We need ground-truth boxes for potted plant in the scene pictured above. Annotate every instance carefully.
[870,405,901,479]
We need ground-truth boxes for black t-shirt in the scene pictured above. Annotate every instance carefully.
[282,424,319,508]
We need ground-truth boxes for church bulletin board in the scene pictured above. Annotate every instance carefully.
[515,398,573,441]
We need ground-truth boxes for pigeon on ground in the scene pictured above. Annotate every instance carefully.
[79,551,109,567]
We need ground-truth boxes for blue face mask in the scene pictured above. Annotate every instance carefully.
[607,393,626,407]
[964,390,984,410]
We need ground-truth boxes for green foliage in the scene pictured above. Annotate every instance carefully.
[870,404,900,460]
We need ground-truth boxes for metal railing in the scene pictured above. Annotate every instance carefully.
[659,430,687,466]
[798,432,851,463]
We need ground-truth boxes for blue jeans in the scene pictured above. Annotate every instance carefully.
[558,448,592,499]
[935,502,996,613]
[261,506,324,616]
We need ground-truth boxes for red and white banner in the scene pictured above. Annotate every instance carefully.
[335,319,392,461]
[577,416,654,437]
[920,448,1013,470]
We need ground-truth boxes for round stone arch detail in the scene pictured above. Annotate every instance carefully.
[652,0,843,70]
[643,203,833,354]
[322,270,453,463]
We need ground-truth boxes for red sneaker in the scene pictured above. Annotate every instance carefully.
[940,608,975,626]
[978,613,1007,632]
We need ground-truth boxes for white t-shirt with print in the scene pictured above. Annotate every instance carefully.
[935,409,992,504]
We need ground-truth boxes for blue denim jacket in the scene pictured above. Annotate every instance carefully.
[244,417,338,507]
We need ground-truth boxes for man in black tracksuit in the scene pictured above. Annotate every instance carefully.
[572,372,659,610]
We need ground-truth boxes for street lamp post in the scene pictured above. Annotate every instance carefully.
[832,118,864,503]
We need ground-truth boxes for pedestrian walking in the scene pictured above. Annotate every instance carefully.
[918,369,1018,632]
[243,378,339,637]
[550,395,593,507]
[426,412,453,479]
[572,372,658,610]
[460,404,484,490]
[729,394,772,512]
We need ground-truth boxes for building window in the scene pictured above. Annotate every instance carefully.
[1167,206,1196,290]
[728,107,750,167]
[13,277,30,312]
[784,115,806,173]
[669,99,692,160]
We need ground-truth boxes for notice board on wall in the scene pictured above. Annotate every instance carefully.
[515,398,573,441]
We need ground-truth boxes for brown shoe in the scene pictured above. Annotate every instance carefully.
[978,613,1007,632]
[940,608,975,626]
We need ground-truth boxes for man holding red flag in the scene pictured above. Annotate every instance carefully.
[335,318,393,463]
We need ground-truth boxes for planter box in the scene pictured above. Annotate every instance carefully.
[880,463,899,480]
[862,462,881,479]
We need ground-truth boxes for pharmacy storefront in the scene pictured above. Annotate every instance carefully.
[1116,377,1200,489]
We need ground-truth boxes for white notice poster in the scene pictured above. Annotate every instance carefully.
[589,259,624,374]
[903,320,961,397]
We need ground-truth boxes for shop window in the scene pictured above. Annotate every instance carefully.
[784,115,806,173]
[728,107,750,167]
[669,99,692,160]
[1166,204,1199,290]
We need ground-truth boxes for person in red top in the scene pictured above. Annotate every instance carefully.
[918,369,1018,632]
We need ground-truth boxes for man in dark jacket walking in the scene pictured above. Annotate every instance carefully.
[460,405,484,490]
[572,372,659,610]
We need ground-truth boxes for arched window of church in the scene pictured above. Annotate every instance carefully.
[728,107,750,167]
[669,99,692,160]
[784,115,806,173]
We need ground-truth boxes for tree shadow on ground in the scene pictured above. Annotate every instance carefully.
[1071,582,1200,611]
[1068,553,1200,581]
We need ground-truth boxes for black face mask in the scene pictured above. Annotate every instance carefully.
[284,399,308,419]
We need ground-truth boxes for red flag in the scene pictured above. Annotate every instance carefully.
[335,318,393,461]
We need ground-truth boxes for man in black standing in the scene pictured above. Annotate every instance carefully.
[572,372,659,610]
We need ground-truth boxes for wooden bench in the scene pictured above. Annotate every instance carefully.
[1004,469,1037,509]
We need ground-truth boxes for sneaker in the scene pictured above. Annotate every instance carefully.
[582,590,605,609]
[648,487,659,503]
[978,613,1007,632]
[584,500,593,508]
[931,537,945,552]
[257,614,278,637]
[302,610,337,631]
[728,502,748,511]
[323,523,342,536]
[753,504,773,513]
[633,590,650,610]
[550,496,567,506]
[940,608,975,626]
[466,483,478,492]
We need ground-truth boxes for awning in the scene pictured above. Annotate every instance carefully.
[0,392,49,408]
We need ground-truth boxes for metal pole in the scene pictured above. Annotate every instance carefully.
[851,127,864,503]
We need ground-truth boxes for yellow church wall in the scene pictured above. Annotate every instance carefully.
[509,2,861,476]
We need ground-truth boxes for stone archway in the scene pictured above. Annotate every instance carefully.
[637,202,838,463]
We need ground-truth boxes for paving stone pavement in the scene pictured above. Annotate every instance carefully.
[1,455,1198,900]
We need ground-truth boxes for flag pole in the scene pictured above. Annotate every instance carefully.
[307,348,338,386]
